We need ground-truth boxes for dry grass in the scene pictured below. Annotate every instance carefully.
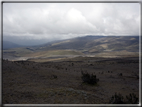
[2,56,139,104]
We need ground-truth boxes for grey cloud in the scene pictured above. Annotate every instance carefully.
[3,3,140,45]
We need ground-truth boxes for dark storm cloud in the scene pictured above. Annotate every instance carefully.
[3,3,140,45]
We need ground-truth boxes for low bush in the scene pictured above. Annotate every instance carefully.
[51,75,57,79]
[109,93,124,104]
[126,93,139,104]
[109,93,138,104]
[81,71,99,85]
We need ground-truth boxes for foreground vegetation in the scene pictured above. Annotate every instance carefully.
[2,56,139,104]
[109,93,138,104]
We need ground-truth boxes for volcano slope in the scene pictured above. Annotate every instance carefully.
[2,56,139,104]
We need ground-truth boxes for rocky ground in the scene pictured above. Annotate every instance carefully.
[2,56,139,104]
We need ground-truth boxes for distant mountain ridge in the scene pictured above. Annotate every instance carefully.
[3,41,24,49]
[32,35,139,53]
[3,35,139,60]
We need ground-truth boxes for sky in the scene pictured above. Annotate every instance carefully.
[3,3,140,46]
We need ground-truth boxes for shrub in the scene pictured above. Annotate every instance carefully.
[81,71,99,85]
[109,93,138,104]
[109,93,124,104]
[126,93,139,104]
[118,73,122,76]
[51,75,57,79]
[72,63,74,66]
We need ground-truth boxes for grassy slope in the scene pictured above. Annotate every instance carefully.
[3,36,139,61]
[3,48,84,58]
[25,50,84,57]
[3,48,33,57]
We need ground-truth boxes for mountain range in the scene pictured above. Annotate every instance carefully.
[3,41,25,49]
[3,35,139,60]
[29,36,139,53]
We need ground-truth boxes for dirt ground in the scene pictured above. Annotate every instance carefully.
[2,56,139,104]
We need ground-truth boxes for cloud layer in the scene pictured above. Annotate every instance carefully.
[3,3,140,44]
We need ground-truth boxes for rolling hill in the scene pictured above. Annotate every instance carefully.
[3,35,139,61]
[31,35,139,53]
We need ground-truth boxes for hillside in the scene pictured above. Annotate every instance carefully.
[3,36,139,61]
[31,36,138,51]
[24,36,139,56]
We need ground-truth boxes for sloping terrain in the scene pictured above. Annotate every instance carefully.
[2,57,139,104]
[3,36,139,61]
[2,36,139,104]
[35,36,139,52]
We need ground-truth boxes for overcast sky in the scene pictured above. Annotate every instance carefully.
[3,3,140,45]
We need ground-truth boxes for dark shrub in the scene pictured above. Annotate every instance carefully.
[109,93,124,104]
[126,93,139,104]
[119,73,122,76]
[109,93,138,104]
[81,71,99,85]
[51,75,57,79]
[72,63,74,66]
